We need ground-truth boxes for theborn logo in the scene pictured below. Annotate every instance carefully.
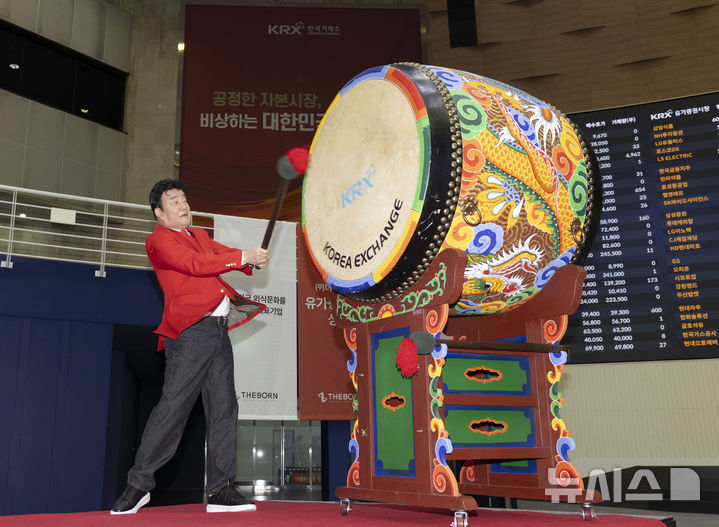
[544,467,701,503]
[268,22,304,35]
[317,392,354,403]
[238,391,279,400]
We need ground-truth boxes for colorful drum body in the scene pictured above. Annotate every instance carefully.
[302,63,599,314]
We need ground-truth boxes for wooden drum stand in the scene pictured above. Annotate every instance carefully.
[333,249,600,526]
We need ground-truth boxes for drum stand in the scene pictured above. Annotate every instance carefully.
[333,249,601,525]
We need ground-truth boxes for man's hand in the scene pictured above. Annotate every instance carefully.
[244,247,270,269]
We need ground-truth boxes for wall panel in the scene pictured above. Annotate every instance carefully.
[0,89,126,201]
[37,0,74,47]
[71,0,106,59]
[0,256,163,514]
[0,316,113,514]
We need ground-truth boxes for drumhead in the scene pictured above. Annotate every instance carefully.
[303,65,456,300]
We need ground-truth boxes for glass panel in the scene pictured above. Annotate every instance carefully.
[311,420,322,485]
[0,19,127,131]
[235,420,254,484]
[282,420,323,488]
[235,419,324,498]
[74,60,125,128]
[252,420,279,488]
[284,421,308,486]
[21,38,75,111]
[0,25,22,91]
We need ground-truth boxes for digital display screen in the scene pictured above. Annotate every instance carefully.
[565,93,719,363]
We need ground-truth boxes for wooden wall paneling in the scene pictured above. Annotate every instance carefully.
[427,0,719,112]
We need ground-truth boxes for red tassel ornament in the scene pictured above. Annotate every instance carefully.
[396,337,418,377]
[286,145,309,175]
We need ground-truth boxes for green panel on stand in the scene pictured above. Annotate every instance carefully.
[442,353,531,395]
[372,328,416,476]
[444,405,536,448]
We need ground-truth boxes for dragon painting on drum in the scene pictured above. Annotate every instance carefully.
[302,63,600,316]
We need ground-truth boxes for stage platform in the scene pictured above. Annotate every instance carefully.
[0,499,675,527]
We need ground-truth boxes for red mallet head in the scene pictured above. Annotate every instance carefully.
[276,145,309,180]
[260,146,309,251]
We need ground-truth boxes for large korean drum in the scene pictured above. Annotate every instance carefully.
[302,63,599,314]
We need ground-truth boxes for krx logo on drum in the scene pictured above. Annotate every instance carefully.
[341,165,376,208]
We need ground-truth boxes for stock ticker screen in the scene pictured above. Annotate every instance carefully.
[564,92,719,363]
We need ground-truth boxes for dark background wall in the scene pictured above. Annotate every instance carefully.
[0,257,170,514]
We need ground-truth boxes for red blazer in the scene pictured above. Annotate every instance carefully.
[146,223,266,350]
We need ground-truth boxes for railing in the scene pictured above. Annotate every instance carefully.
[0,184,212,277]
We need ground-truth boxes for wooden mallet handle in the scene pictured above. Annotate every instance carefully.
[250,151,307,268]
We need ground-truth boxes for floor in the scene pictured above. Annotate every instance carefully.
[245,486,717,527]
[515,499,717,527]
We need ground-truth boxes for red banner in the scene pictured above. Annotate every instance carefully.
[297,225,355,420]
[180,5,422,221]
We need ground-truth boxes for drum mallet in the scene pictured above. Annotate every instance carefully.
[260,145,309,250]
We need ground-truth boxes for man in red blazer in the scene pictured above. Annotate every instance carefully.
[111,178,268,515]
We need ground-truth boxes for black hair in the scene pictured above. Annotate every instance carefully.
[149,178,186,219]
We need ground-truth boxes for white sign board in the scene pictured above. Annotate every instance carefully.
[213,215,297,420]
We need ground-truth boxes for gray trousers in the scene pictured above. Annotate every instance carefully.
[127,316,238,495]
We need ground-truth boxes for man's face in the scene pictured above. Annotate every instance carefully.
[155,188,191,230]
